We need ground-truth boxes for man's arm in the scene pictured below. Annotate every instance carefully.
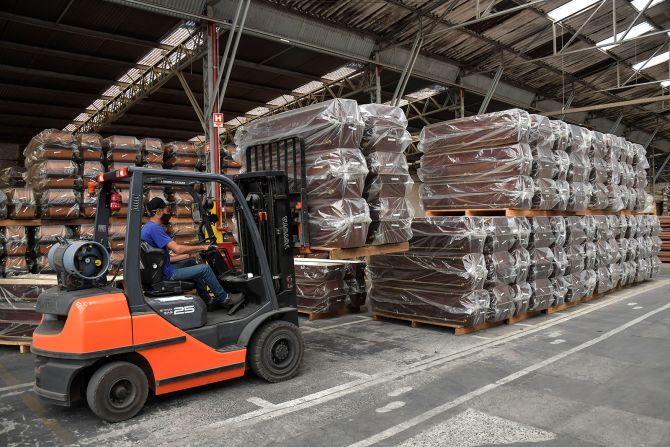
[166,240,209,255]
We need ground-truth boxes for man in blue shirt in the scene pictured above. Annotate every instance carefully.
[141,197,242,309]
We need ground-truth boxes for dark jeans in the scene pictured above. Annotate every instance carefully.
[171,260,227,304]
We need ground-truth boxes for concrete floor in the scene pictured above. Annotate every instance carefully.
[2,266,670,446]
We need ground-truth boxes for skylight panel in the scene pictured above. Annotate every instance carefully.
[631,0,666,11]
[64,124,76,131]
[632,51,670,70]
[73,113,89,122]
[547,0,599,21]
[137,48,164,66]
[225,117,248,126]
[597,22,654,48]
[661,79,670,87]
[292,81,324,95]
[267,95,294,106]
[246,107,270,116]
[322,66,358,81]
[406,85,449,100]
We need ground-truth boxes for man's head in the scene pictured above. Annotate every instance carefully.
[147,197,172,224]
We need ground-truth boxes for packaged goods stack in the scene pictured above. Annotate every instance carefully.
[6,186,36,220]
[141,138,164,169]
[359,104,414,245]
[660,215,670,262]
[0,282,51,340]
[235,99,371,248]
[481,217,519,322]
[418,109,562,210]
[3,226,31,277]
[32,225,75,274]
[619,139,637,212]
[78,133,105,218]
[367,217,490,327]
[563,124,592,211]
[164,141,205,173]
[167,221,199,246]
[343,260,367,310]
[632,143,650,212]
[23,129,81,219]
[549,121,571,212]
[588,131,609,210]
[526,217,557,312]
[548,216,569,307]
[662,186,670,215]
[103,136,143,218]
[562,216,591,302]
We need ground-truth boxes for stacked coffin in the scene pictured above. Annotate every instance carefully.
[481,217,520,322]
[108,223,127,276]
[418,109,538,210]
[588,131,609,211]
[294,259,366,314]
[3,226,31,277]
[164,141,205,173]
[0,281,51,339]
[359,104,414,245]
[367,217,490,326]
[661,216,670,262]
[78,133,105,218]
[235,99,371,248]
[562,124,591,211]
[24,129,81,219]
[103,135,143,218]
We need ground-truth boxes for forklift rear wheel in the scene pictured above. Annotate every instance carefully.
[248,320,304,382]
[86,361,148,422]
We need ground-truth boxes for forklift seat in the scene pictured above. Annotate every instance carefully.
[140,242,196,296]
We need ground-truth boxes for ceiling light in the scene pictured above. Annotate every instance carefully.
[631,0,666,11]
[547,0,599,21]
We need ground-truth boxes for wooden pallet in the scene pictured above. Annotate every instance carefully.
[543,299,581,314]
[424,208,574,217]
[507,310,541,324]
[297,241,409,260]
[0,338,31,353]
[297,305,366,321]
[371,310,506,335]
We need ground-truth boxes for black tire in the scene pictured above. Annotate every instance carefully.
[86,361,148,423]
[248,320,304,383]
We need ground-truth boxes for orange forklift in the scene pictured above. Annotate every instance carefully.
[32,167,304,422]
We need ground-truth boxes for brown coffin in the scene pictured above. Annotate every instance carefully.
[408,217,487,256]
[420,176,535,210]
[486,283,516,322]
[77,133,103,161]
[308,198,370,248]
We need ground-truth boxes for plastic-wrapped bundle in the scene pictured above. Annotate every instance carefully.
[164,142,205,170]
[169,191,194,217]
[7,187,37,219]
[0,283,49,337]
[553,150,570,181]
[367,197,414,245]
[77,133,103,161]
[366,151,409,176]
[0,167,26,188]
[550,275,568,306]
[167,222,198,245]
[408,217,487,256]
[38,189,81,219]
[359,103,412,153]
[590,131,608,159]
[607,185,625,211]
[25,160,81,190]
[343,260,367,308]
[308,199,371,248]
[550,120,570,151]
[606,161,622,186]
[581,269,598,296]
[4,256,31,277]
[235,99,364,155]
[592,215,610,240]
[367,253,487,290]
[589,157,608,184]
[482,216,518,253]
[584,241,597,270]
[485,251,518,286]
[528,278,553,311]
[549,216,566,247]
[141,138,163,165]
[487,283,516,322]
[512,282,531,315]
[621,141,635,165]
[418,109,531,153]
[103,135,141,165]
[650,256,661,278]
[24,129,78,165]
[551,245,568,277]
[512,217,531,249]
[418,143,533,182]
[529,217,555,249]
[0,190,7,219]
[364,173,413,202]
[608,216,621,239]
[554,180,569,211]
[565,245,584,275]
[533,178,560,210]
[566,182,590,211]
[620,164,635,188]
[589,183,609,210]
[529,114,555,150]
[82,161,104,182]
[513,247,531,283]
[564,216,587,246]
[567,152,591,182]
[531,146,555,179]
[568,125,592,155]
[528,247,555,281]
[5,226,28,256]
[420,176,534,210]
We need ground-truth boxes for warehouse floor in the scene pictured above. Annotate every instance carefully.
[2,266,670,447]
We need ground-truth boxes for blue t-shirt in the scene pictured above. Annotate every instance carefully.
[141,221,174,279]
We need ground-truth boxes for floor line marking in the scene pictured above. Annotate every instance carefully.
[0,382,33,393]
[246,397,276,409]
[470,335,492,340]
[192,280,668,433]
[344,371,372,379]
[514,323,533,327]
[348,300,670,447]
[301,317,372,333]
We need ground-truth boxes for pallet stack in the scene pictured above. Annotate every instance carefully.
[660,216,670,263]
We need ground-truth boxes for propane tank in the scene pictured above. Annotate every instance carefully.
[48,240,111,290]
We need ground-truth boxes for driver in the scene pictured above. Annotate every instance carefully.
[141,197,242,310]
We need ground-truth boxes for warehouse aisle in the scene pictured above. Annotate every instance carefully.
[1,270,669,446]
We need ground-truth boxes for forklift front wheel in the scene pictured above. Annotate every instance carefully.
[86,361,148,423]
[248,320,304,383]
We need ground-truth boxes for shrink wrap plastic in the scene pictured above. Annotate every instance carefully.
[0,283,49,338]
[567,182,590,211]
[7,187,37,219]
[23,129,79,165]
[103,135,141,159]
[77,133,103,161]
[0,190,6,219]
[420,176,534,210]
[367,197,414,245]
[25,160,81,190]
[294,259,367,313]
[553,151,570,181]
[38,189,81,219]
[359,104,412,153]
[141,138,164,165]
[550,120,570,152]
[234,99,370,247]
[32,225,74,255]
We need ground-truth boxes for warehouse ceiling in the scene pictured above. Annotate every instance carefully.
[1,0,670,178]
